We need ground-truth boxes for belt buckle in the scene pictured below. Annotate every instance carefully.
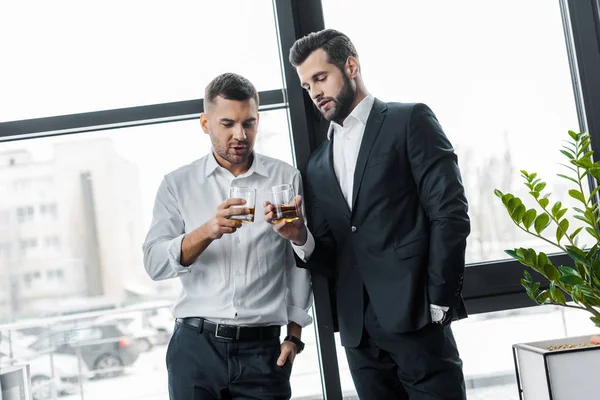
[214,323,240,340]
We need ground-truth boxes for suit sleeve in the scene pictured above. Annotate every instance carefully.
[294,168,336,278]
[406,103,470,308]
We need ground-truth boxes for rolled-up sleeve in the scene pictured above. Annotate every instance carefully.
[142,177,190,280]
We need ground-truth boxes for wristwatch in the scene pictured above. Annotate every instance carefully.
[284,335,305,354]
[431,307,446,324]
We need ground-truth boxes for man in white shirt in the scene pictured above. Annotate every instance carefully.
[143,73,313,400]
[270,29,470,399]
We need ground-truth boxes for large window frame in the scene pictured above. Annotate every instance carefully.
[1,0,600,398]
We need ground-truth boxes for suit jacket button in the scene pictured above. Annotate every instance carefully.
[351,226,357,233]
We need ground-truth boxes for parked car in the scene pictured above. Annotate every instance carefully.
[0,340,84,400]
[94,311,157,352]
[28,323,140,378]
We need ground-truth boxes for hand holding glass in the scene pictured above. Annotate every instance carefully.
[229,186,255,223]
[268,184,299,224]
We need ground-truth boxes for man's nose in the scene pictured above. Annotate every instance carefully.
[310,87,323,102]
[232,125,247,141]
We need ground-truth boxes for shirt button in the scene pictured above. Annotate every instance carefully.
[351,226,357,233]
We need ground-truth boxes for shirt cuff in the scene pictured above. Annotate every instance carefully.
[291,229,315,262]
[167,233,190,275]
[287,305,313,328]
[430,304,450,312]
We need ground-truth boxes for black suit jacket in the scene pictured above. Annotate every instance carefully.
[301,99,470,347]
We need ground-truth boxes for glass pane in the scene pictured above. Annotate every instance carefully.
[322,0,585,265]
[0,111,324,399]
[0,0,283,121]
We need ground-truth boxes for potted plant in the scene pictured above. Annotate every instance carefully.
[494,130,600,400]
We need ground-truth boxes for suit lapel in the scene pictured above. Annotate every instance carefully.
[351,99,388,210]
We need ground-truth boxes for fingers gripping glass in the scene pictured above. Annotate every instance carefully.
[268,184,299,224]
[229,186,256,223]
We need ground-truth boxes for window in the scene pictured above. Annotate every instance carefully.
[44,236,60,249]
[322,0,583,266]
[15,206,34,223]
[0,110,321,399]
[19,238,37,251]
[0,0,283,121]
[40,203,58,219]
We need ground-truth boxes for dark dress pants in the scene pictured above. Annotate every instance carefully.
[166,321,292,400]
[345,300,466,400]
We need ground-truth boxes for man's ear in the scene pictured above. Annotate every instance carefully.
[346,56,360,79]
[200,113,209,134]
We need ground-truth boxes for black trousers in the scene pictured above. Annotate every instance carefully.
[166,321,292,400]
[345,301,466,400]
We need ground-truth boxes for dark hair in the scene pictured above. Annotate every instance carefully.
[289,29,358,70]
[204,73,259,111]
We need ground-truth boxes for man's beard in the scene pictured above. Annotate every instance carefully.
[322,73,355,123]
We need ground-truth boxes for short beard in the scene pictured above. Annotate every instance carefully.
[325,72,355,123]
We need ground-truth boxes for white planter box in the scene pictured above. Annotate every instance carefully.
[513,334,600,400]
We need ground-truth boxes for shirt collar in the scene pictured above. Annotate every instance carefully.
[205,151,269,178]
[327,94,375,140]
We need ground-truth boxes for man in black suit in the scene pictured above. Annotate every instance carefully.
[266,29,470,399]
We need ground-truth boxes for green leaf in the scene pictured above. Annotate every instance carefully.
[523,270,533,284]
[568,130,578,141]
[590,317,600,328]
[556,208,568,220]
[569,189,587,204]
[511,204,526,223]
[522,209,537,230]
[501,193,515,207]
[577,157,594,169]
[494,189,504,198]
[560,163,578,173]
[581,150,594,159]
[556,219,569,243]
[574,215,593,226]
[543,264,560,282]
[536,290,552,304]
[539,198,549,209]
[569,227,584,241]
[505,249,519,260]
[560,150,575,160]
[524,249,537,267]
[585,227,598,239]
[557,174,579,185]
[559,265,580,277]
[538,252,550,267]
[534,214,551,235]
[530,191,540,199]
[572,286,584,304]
[507,197,522,213]
[589,167,600,182]
[534,182,547,192]
[566,246,590,266]
[551,202,562,217]
[560,274,587,286]
[520,170,530,179]
[549,282,567,305]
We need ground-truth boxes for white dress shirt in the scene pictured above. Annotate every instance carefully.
[297,94,448,319]
[142,152,313,327]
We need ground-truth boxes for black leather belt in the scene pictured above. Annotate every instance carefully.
[176,317,281,341]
